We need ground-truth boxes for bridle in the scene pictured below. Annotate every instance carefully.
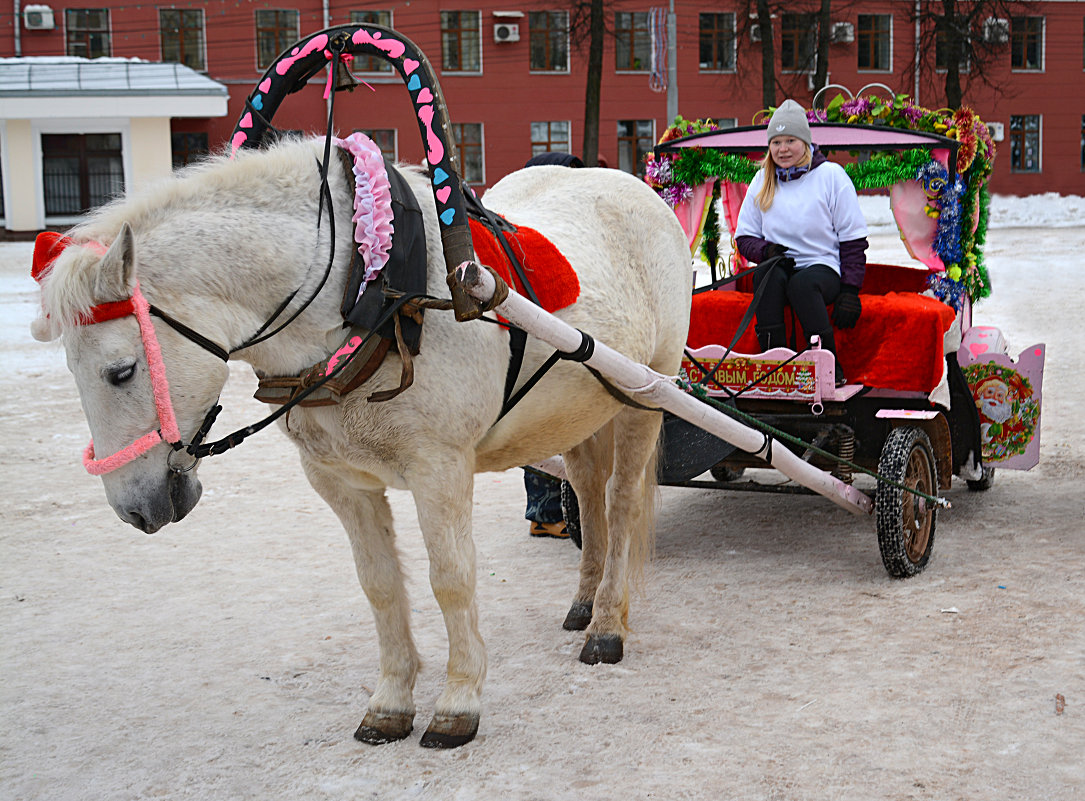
[31,165,349,477]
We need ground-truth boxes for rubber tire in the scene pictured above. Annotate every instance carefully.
[709,464,746,483]
[560,480,582,550]
[875,426,937,578]
[966,465,996,492]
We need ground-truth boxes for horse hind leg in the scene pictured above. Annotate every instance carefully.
[575,408,660,665]
[561,423,614,633]
[301,463,418,745]
[408,452,487,748]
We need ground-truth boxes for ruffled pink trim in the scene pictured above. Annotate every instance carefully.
[333,132,395,301]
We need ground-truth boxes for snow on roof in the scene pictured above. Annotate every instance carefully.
[0,57,228,97]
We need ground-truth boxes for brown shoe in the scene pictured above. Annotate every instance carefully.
[530,521,570,539]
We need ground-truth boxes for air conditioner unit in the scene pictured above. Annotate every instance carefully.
[750,24,762,43]
[494,23,520,43]
[23,4,55,30]
[830,22,854,44]
[983,17,1009,44]
[986,121,1005,142]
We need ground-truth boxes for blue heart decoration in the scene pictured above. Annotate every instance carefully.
[407,74,421,92]
[439,208,456,226]
[251,94,263,110]
[432,167,449,185]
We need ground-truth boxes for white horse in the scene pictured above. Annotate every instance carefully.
[31,136,692,748]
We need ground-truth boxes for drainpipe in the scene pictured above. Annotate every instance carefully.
[14,0,22,57]
[914,0,921,102]
[665,0,678,124]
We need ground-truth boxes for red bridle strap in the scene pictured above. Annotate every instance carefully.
[32,232,184,476]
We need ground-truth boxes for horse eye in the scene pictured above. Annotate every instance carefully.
[106,360,137,386]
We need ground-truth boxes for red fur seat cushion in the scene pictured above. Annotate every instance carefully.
[689,264,956,393]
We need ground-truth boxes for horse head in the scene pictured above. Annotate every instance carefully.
[31,222,229,533]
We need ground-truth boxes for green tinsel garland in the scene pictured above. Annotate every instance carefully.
[671,150,758,187]
[969,182,992,301]
[667,146,935,192]
[699,183,722,269]
[843,149,932,190]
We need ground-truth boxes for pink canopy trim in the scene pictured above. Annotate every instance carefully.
[334,132,395,302]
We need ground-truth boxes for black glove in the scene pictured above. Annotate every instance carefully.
[832,284,862,329]
[762,243,795,270]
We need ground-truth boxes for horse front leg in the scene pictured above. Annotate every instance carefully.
[302,462,419,745]
[408,451,486,748]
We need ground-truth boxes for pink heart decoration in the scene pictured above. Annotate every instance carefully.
[258,78,272,93]
[969,343,989,357]
[403,58,419,74]
[416,88,433,104]
[436,186,452,204]
[239,113,253,129]
[230,131,247,154]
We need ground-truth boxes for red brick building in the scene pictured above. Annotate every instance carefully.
[3,0,1083,225]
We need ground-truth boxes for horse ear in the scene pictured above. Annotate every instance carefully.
[93,222,137,303]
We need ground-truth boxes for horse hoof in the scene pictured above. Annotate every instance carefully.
[562,601,593,631]
[579,634,623,665]
[419,713,479,749]
[354,710,414,745]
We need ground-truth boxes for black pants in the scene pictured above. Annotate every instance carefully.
[753,263,841,354]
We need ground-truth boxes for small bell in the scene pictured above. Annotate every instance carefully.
[333,58,360,93]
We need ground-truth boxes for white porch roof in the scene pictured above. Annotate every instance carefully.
[0,57,229,118]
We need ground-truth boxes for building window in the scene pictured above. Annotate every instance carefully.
[350,10,394,72]
[617,119,653,177]
[530,121,571,156]
[453,123,484,184]
[1010,17,1043,70]
[781,13,817,72]
[857,14,891,71]
[441,11,481,73]
[171,132,208,169]
[42,133,124,216]
[1009,115,1041,173]
[935,16,971,72]
[714,118,738,130]
[65,9,111,58]
[256,10,299,70]
[615,12,651,71]
[699,13,736,72]
[356,128,397,160]
[529,11,569,72]
[160,9,205,71]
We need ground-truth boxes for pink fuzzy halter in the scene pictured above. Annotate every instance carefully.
[33,233,184,476]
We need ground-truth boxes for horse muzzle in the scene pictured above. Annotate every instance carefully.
[112,469,202,534]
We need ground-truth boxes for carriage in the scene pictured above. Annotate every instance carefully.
[30,25,1045,748]
[639,96,1045,578]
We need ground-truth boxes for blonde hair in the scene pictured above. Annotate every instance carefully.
[755,141,812,211]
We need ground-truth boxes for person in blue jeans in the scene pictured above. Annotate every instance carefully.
[523,469,567,538]
[519,151,584,539]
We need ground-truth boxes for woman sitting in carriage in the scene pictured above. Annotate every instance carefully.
[733,99,868,387]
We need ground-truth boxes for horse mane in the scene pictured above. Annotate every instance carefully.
[33,137,329,340]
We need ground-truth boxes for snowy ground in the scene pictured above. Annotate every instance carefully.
[2,194,1083,800]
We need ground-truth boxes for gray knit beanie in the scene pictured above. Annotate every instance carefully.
[766,99,812,148]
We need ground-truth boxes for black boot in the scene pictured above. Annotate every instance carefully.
[756,324,786,353]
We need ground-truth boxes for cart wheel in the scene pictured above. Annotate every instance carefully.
[710,464,746,483]
[966,465,996,491]
[560,480,582,550]
[875,426,937,578]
